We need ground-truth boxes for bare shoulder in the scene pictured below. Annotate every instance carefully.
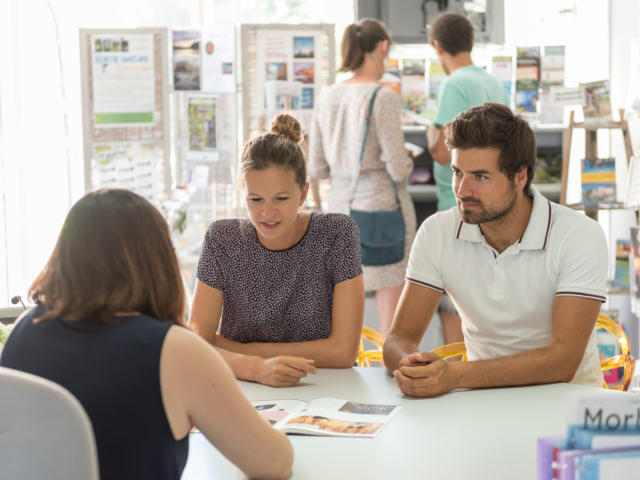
[163,325,226,370]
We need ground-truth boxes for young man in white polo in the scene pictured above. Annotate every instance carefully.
[383,103,607,397]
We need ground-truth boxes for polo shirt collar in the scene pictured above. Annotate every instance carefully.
[454,185,552,250]
[519,185,552,250]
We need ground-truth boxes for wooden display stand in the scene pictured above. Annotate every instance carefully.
[560,109,634,218]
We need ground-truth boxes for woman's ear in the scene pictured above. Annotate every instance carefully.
[299,182,309,206]
[379,39,389,57]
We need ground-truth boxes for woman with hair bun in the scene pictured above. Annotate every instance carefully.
[309,18,417,336]
[189,114,365,387]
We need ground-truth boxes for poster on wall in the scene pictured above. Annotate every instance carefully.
[425,60,446,122]
[201,26,236,93]
[265,81,303,112]
[630,226,640,300]
[379,58,401,96]
[515,47,540,114]
[580,80,612,123]
[255,29,322,130]
[187,96,219,161]
[92,142,157,201]
[173,30,201,90]
[400,58,427,124]
[491,56,513,100]
[539,46,565,124]
[91,33,155,127]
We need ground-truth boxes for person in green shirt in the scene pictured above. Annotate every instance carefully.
[426,13,510,345]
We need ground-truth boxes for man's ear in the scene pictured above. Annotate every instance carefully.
[432,39,443,55]
[515,166,528,191]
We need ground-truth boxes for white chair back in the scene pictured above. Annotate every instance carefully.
[0,366,100,480]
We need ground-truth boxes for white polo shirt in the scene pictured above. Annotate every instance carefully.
[407,186,607,387]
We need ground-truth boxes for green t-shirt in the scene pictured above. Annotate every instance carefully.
[433,65,510,211]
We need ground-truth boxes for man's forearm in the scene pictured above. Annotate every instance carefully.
[450,344,580,390]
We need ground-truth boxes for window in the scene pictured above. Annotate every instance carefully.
[0,0,355,307]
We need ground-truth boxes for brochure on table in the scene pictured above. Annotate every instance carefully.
[252,398,401,438]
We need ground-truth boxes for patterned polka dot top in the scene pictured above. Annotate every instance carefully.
[196,212,362,343]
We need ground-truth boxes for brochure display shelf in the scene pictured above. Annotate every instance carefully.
[560,109,633,207]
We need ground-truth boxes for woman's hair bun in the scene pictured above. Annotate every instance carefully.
[269,113,301,143]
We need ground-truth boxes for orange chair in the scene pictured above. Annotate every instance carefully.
[356,326,386,367]
[430,314,635,391]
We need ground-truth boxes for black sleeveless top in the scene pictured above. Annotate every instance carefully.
[0,307,189,480]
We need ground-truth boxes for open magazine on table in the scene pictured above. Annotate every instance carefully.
[252,398,401,438]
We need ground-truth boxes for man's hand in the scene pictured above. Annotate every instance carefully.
[392,351,458,397]
[253,355,317,387]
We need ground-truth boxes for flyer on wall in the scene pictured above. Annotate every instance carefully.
[540,46,565,124]
[91,34,155,127]
[425,60,445,122]
[491,55,513,100]
[400,58,427,125]
[264,81,303,113]
[92,142,158,202]
[515,46,540,114]
[256,29,321,131]
[173,30,201,91]
[201,26,236,93]
[187,96,219,161]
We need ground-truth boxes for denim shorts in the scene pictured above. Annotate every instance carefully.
[438,291,458,314]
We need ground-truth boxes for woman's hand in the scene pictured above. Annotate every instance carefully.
[252,355,317,387]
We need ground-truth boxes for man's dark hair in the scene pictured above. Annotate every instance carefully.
[428,13,473,55]
[444,103,537,192]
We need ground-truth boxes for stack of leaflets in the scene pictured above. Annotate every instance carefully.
[252,398,401,437]
[538,393,640,479]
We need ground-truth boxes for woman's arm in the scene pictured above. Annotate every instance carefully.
[189,279,316,386]
[308,106,331,180]
[160,326,293,479]
[212,274,365,368]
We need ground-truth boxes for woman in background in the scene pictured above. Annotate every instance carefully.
[1,189,292,480]
[189,114,364,387]
[309,18,416,336]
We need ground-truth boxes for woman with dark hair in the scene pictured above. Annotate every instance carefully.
[309,18,417,336]
[1,189,293,480]
[189,114,365,387]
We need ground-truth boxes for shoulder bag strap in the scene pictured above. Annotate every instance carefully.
[348,86,401,209]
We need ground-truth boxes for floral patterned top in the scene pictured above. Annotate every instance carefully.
[308,83,417,291]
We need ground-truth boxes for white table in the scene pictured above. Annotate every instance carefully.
[182,367,614,479]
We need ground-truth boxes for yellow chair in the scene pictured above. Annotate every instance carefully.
[431,342,467,362]
[430,314,635,391]
[356,326,386,367]
[597,314,635,391]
